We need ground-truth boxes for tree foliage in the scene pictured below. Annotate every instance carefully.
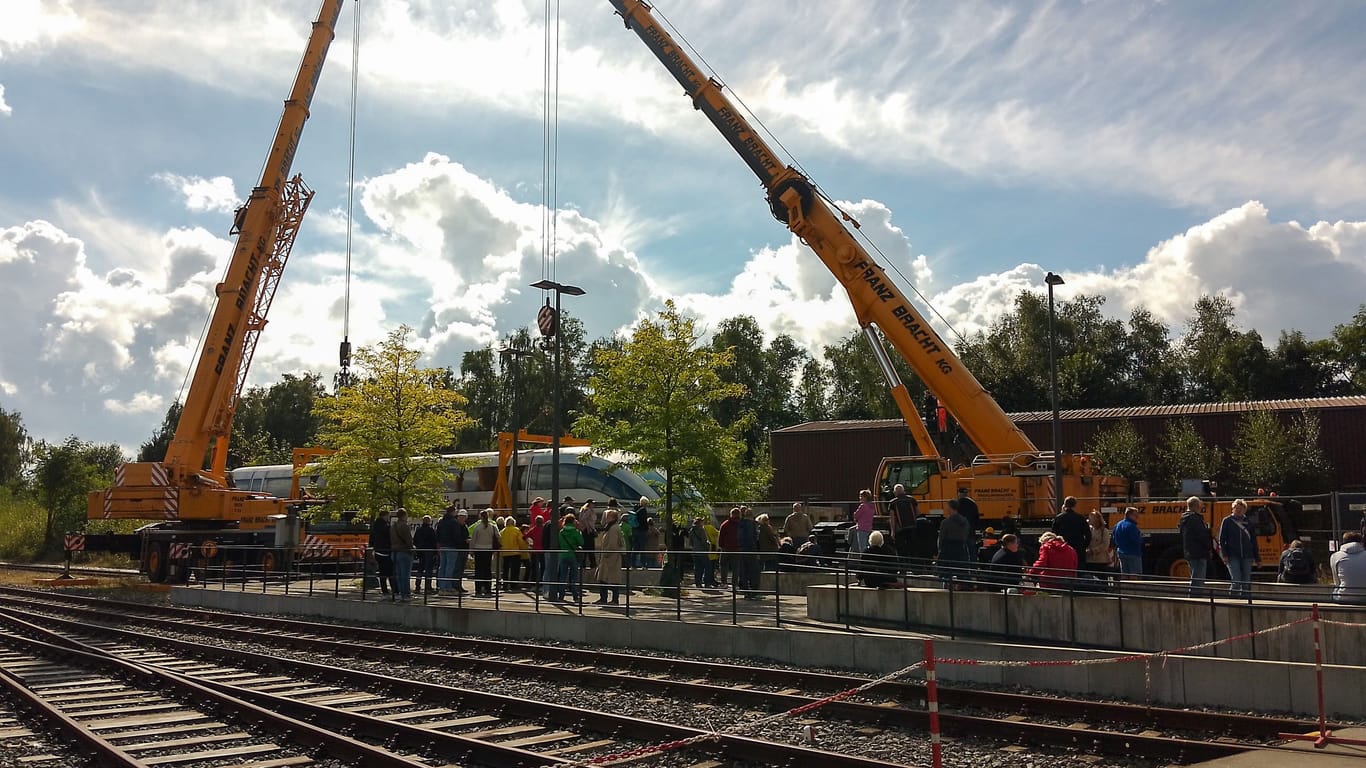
[229,373,327,467]
[137,401,180,463]
[0,407,29,490]
[1084,420,1149,482]
[313,327,472,518]
[1231,409,1332,495]
[707,316,807,465]
[1153,418,1223,495]
[32,436,124,551]
[573,302,767,530]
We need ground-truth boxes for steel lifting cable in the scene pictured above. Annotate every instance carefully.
[339,0,361,387]
[652,4,970,348]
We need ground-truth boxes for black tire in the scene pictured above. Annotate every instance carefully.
[1154,546,1189,579]
[145,542,168,583]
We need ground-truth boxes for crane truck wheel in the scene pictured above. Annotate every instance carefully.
[1154,547,1190,579]
[145,543,168,584]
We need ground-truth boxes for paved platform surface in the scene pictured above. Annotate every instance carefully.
[188,571,826,629]
[1191,728,1366,766]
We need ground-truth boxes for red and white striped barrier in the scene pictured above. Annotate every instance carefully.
[560,606,1361,768]
[63,534,85,552]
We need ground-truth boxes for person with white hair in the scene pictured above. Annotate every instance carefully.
[858,530,899,588]
[631,497,652,569]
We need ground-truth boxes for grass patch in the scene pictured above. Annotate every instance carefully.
[0,491,46,561]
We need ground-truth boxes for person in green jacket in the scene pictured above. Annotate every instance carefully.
[552,513,584,603]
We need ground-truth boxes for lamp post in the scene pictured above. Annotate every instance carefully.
[1045,271,1065,511]
[499,342,534,520]
[530,279,586,515]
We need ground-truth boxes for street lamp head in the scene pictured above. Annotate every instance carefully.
[1045,272,1065,287]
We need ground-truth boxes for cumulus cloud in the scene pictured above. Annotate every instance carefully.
[104,391,163,415]
[9,2,1363,213]
[3,145,1361,453]
[674,200,1366,361]
[931,202,1366,343]
[0,84,10,117]
[154,173,239,214]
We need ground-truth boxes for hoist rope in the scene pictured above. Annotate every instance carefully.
[541,0,562,288]
[342,0,360,353]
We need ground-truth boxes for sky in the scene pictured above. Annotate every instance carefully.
[1,0,1365,455]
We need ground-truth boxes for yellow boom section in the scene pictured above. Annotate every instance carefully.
[609,0,1034,457]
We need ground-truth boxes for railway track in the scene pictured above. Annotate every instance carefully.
[0,611,434,768]
[0,587,1330,766]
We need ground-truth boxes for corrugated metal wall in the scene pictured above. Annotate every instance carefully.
[770,424,907,504]
[771,402,1366,502]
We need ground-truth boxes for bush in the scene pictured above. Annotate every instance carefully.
[0,489,47,561]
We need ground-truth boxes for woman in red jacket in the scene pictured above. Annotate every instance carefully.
[1028,532,1078,590]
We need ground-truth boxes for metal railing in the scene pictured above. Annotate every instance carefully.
[177,543,1366,656]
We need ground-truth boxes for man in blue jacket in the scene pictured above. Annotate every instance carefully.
[1111,506,1143,578]
[1218,499,1259,600]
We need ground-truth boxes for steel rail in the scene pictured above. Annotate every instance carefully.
[0,662,154,768]
[0,609,434,768]
[3,601,931,768]
[2,587,1326,739]
[2,595,1278,764]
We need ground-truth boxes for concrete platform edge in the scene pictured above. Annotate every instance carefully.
[172,587,1365,718]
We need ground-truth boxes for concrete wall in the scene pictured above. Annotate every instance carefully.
[808,585,1366,666]
[174,586,1366,718]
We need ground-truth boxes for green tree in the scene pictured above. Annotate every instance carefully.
[137,401,181,463]
[1083,419,1148,481]
[794,358,830,421]
[229,373,327,467]
[708,316,809,464]
[1330,305,1366,393]
[1179,294,1273,401]
[32,437,124,552]
[572,301,767,535]
[1124,308,1183,404]
[1231,409,1332,494]
[0,407,28,489]
[1153,418,1223,496]
[313,326,473,518]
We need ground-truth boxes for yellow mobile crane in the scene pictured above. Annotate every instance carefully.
[85,0,366,581]
[608,0,1297,575]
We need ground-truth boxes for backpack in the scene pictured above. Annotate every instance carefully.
[1283,548,1312,579]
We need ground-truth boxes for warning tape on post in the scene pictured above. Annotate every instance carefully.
[560,612,1328,767]
[560,659,928,767]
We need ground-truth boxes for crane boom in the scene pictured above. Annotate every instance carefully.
[91,0,345,524]
[167,0,344,485]
[609,0,1033,458]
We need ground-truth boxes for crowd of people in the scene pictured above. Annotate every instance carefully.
[848,491,1366,606]
[364,496,668,604]
[363,489,1366,607]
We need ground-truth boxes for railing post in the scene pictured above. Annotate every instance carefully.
[925,638,943,768]
[774,563,781,626]
[946,570,956,639]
